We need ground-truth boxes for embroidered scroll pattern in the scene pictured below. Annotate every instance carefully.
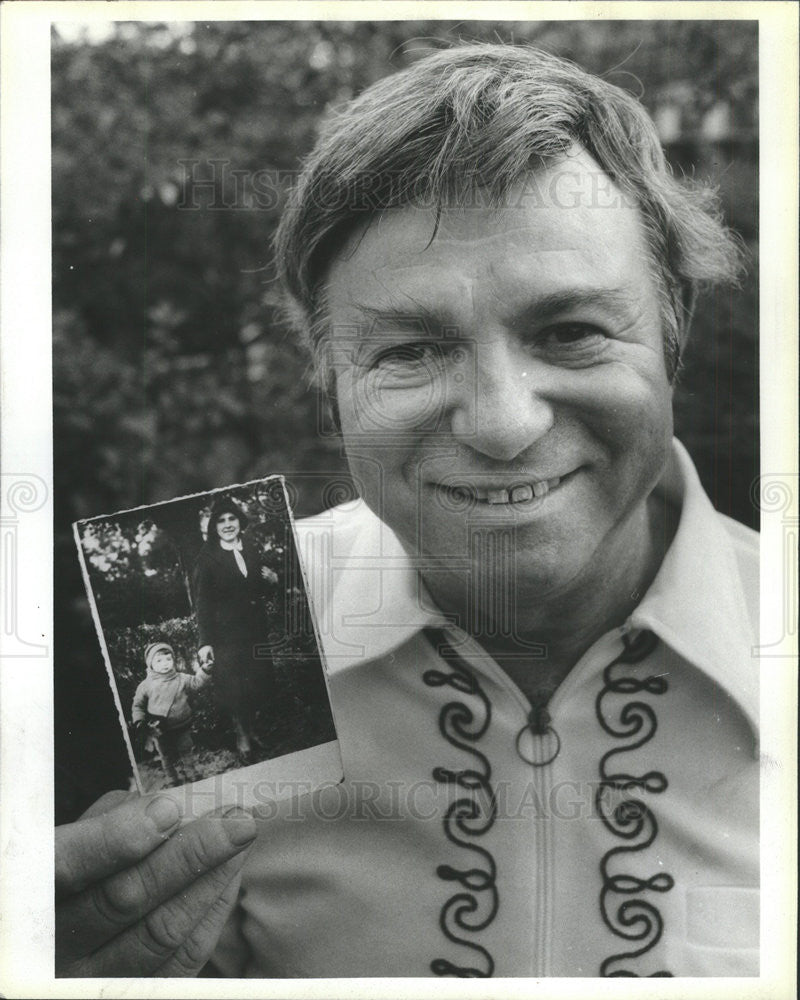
[422,627,498,978]
[594,629,674,977]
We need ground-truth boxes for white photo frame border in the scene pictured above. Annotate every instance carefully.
[0,2,796,998]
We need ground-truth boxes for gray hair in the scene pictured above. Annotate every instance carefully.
[275,42,743,396]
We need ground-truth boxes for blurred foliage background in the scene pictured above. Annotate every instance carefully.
[53,19,758,822]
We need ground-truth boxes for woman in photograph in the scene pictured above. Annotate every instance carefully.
[192,496,275,761]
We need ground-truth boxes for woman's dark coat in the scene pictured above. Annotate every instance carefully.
[192,534,272,719]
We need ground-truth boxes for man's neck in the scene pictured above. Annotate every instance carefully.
[421,495,678,703]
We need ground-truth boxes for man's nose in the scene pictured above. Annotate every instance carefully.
[448,340,555,461]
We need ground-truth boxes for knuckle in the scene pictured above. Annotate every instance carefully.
[134,927,175,967]
[165,937,207,977]
[181,928,211,966]
[91,868,149,925]
[156,882,239,977]
[175,821,230,875]
[143,898,192,956]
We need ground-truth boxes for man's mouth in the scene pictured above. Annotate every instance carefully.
[479,478,561,504]
[435,472,573,506]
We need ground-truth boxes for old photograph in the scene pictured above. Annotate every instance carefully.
[75,478,339,792]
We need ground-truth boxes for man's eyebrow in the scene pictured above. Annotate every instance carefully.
[347,298,447,331]
[511,287,638,325]
[344,286,638,334]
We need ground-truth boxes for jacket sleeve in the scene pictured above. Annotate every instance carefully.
[131,680,149,723]
[186,665,213,691]
[193,552,216,648]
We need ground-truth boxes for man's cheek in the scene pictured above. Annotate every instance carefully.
[591,373,671,441]
[611,406,673,501]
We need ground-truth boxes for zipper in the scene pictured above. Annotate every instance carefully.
[440,624,632,976]
[441,626,554,976]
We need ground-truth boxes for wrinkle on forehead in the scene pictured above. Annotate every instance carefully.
[325,155,656,327]
[333,242,646,326]
[332,213,644,290]
[332,148,635,267]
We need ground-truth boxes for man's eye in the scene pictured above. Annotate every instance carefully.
[537,323,606,350]
[371,343,442,372]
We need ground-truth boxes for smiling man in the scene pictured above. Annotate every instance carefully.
[323,154,676,702]
[55,44,759,979]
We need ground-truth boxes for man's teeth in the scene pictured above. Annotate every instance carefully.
[485,477,561,504]
[487,488,510,504]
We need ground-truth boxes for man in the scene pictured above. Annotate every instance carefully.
[55,44,758,978]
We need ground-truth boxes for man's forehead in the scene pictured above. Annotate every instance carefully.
[325,153,649,317]
[326,212,649,326]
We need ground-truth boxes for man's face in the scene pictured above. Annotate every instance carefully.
[325,150,674,605]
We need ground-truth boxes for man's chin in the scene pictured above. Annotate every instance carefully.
[413,529,585,589]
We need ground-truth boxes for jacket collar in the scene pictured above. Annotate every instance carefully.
[298,439,758,737]
[628,439,759,737]
[296,502,444,672]
[219,537,244,552]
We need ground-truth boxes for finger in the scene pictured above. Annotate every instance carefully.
[154,868,243,977]
[80,789,135,820]
[61,851,249,977]
[56,810,256,959]
[55,794,183,899]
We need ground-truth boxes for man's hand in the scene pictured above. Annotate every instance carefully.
[55,790,256,977]
[198,645,215,668]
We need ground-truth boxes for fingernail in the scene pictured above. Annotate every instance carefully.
[221,806,257,846]
[146,796,181,832]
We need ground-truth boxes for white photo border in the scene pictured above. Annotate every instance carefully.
[0,2,796,998]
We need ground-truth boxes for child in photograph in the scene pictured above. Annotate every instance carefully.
[131,640,213,786]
